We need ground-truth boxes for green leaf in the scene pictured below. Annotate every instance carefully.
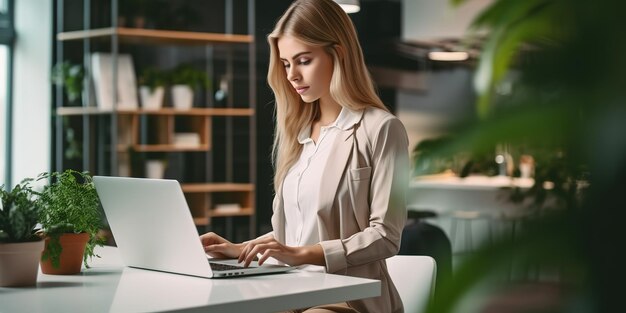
[0,179,41,243]
[472,0,560,118]
[449,0,467,6]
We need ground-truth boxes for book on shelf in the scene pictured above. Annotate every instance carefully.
[214,203,241,214]
[91,53,139,110]
[173,133,201,147]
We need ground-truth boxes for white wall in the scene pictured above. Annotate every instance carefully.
[403,0,492,41]
[396,68,475,153]
[11,0,52,184]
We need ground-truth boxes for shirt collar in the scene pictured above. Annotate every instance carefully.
[297,107,363,144]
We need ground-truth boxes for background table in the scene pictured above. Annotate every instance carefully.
[408,175,537,255]
[408,175,534,214]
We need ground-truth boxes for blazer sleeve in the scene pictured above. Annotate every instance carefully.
[320,116,409,273]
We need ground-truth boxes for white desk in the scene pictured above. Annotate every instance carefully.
[0,246,380,313]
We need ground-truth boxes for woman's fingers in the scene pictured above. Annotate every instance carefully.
[238,242,252,263]
[238,236,274,263]
[242,243,273,267]
[204,242,227,252]
[235,236,302,267]
[257,249,277,266]
[242,241,292,267]
[204,242,242,259]
[203,243,228,258]
[200,232,229,247]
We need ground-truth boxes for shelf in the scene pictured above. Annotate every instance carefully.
[193,217,210,226]
[57,27,254,45]
[56,107,136,116]
[57,107,255,116]
[193,209,254,226]
[135,108,255,116]
[181,183,254,193]
[210,208,254,218]
[56,107,129,116]
[122,144,210,152]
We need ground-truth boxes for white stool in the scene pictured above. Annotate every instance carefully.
[496,207,536,281]
[449,210,495,254]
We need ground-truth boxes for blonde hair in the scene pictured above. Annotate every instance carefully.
[268,0,388,192]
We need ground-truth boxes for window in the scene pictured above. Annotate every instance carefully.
[0,0,13,188]
[0,46,7,187]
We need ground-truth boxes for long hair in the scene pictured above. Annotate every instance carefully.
[268,0,387,192]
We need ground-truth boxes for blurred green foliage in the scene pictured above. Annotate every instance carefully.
[51,61,84,105]
[423,0,626,312]
[138,67,169,92]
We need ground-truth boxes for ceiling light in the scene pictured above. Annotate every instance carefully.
[335,0,360,14]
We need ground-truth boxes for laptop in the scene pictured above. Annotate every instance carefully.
[93,176,294,278]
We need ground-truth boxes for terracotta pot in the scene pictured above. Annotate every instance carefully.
[40,233,90,275]
[0,240,45,286]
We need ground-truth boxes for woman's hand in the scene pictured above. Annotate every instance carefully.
[238,236,325,268]
[200,232,242,259]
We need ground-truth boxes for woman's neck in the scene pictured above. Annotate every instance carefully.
[316,97,342,126]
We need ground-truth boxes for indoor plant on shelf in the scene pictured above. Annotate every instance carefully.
[51,60,85,106]
[0,179,44,286]
[169,64,210,110]
[35,170,104,275]
[138,67,168,110]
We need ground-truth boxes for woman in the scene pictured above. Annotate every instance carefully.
[201,0,409,312]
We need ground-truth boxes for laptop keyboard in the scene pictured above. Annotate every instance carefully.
[209,262,246,271]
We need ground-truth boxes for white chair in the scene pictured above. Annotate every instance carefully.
[387,255,437,313]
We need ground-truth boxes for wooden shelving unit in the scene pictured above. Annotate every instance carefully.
[57,27,253,45]
[56,107,255,116]
[183,183,254,225]
[182,183,254,193]
[53,0,257,239]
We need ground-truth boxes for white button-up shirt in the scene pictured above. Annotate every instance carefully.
[282,107,362,272]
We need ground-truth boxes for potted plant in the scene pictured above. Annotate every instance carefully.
[138,67,168,110]
[0,179,44,286]
[51,60,85,106]
[169,64,209,110]
[35,170,104,275]
[143,152,169,179]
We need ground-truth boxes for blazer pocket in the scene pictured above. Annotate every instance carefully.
[350,166,372,181]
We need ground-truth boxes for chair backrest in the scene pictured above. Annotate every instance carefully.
[386,255,437,313]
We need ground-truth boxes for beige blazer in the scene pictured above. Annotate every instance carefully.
[270,107,409,313]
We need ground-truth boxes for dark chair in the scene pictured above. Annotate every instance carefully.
[399,212,453,306]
